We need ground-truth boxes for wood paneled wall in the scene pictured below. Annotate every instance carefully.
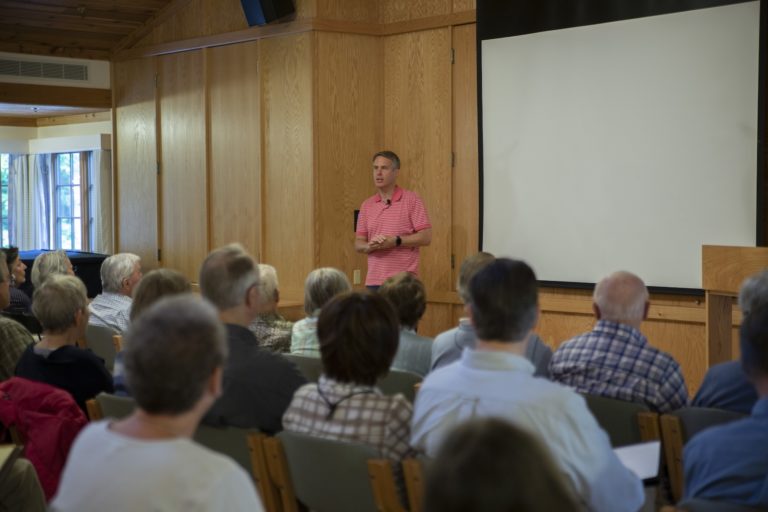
[208,41,262,255]
[113,58,158,270]
[113,0,725,394]
[261,33,315,297]
[159,51,208,281]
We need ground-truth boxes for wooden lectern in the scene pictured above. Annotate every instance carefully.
[702,245,768,366]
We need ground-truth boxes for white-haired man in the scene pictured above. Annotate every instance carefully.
[248,264,293,353]
[88,253,142,333]
[550,271,687,412]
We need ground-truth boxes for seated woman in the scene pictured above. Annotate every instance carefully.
[249,264,294,353]
[424,417,582,512]
[3,247,31,315]
[289,268,351,357]
[283,292,412,461]
[113,268,191,395]
[378,272,432,376]
[15,275,113,411]
[30,250,75,289]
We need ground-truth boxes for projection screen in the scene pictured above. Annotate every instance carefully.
[480,0,763,290]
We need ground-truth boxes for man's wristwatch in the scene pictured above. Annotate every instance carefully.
[395,236,402,247]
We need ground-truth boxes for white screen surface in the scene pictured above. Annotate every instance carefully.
[481,2,760,289]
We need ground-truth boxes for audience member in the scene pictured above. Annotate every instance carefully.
[378,272,432,376]
[248,264,293,353]
[201,244,306,434]
[0,250,34,380]
[3,246,31,314]
[692,270,766,414]
[431,252,552,377]
[51,295,264,511]
[550,271,687,412]
[30,250,74,289]
[683,303,768,507]
[411,259,643,512]
[15,275,113,411]
[88,253,142,333]
[0,458,46,512]
[424,417,583,512]
[283,292,412,461]
[290,267,351,356]
[112,268,191,395]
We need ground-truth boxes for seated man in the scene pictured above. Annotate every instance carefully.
[201,244,306,434]
[248,264,293,353]
[0,250,34,380]
[411,259,643,512]
[16,275,113,411]
[550,271,687,412]
[51,295,264,511]
[378,272,432,376]
[692,270,767,414]
[88,253,142,333]
[431,252,552,377]
[684,303,768,507]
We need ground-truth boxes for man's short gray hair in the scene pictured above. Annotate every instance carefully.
[457,252,495,304]
[124,294,227,415]
[372,150,400,170]
[101,253,141,292]
[738,270,768,316]
[32,274,88,333]
[304,267,351,316]
[593,271,648,323]
[199,244,260,310]
[31,250,71,289]
[257,264,279,303]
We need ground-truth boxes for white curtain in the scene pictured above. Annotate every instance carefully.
[89,150,113,254]
[8,154,52,250]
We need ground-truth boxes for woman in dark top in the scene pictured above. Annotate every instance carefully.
[3,246,32,315]
[15,274,113,411]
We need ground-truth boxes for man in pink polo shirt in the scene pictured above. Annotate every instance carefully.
[355,151,432,289]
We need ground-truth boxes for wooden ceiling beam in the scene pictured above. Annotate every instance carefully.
[0,24,124,45]
[0,2,151,22]
[0,41,111,60]
[0,83,111,109]
[0,9,141,34]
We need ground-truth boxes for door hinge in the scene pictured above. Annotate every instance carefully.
[451,254,455,269]
[450,48,455,64]
[157,249,162,261]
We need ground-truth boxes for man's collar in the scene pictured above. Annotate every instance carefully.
[461,347,535,374]
[375,185,403,203]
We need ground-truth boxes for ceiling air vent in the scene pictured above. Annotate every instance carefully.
[0,58,89,81]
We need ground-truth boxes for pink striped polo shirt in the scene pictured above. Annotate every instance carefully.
[356,186,432,286]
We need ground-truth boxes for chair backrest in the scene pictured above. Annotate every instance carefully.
[112,334,123,353]
[1,311,42,335]
[377,369,423,404]
[269,431,382,512]
[582,394,660,447]
[283,354,323,382]
[94,393,136,420]
[402,457,428,512]
[660,407,746,502]
[84,324,119,372]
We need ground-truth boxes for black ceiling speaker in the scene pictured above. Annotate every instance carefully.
[240,0,295,26]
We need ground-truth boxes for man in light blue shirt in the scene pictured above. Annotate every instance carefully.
[683,304,768,508]
[411,258,644,512]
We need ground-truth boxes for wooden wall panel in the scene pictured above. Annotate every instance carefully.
[315,32,382,284]
[452,23,478,288]
[152,0,206,46]
[316,0,378,22]
[380,0,451,23]
[159,50,208,281]
[261,33,315,299]
[420,302,453,338]
[208,41,262,256]
[384,28,453,293]
[453,0,475,12]
[113,58,158,269]
[202,0,249,35]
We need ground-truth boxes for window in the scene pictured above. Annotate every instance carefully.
[54,152,90,251]
[0,154,9,247]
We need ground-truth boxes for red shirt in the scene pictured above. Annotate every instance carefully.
[356,186,431,286]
